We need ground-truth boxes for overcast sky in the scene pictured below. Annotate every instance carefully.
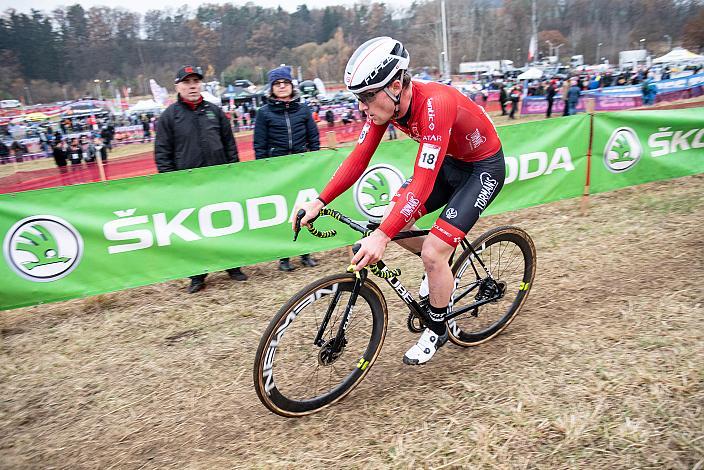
[1,0,408,14]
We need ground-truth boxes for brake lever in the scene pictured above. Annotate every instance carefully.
[293,209,306,241]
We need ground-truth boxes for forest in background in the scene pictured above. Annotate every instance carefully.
[1,0,703,103]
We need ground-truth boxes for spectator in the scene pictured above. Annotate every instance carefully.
[87,137,108,162]
[93,137,108,162]
[39,129,50,155]
[249,106,257,125]
[642,75,657,106]
[68,138,83,165]
[561,79,572,116]
[508,85,521,120]
[100,124,115,152]
[545,80,557,118]
[52,139,68,169]
[141,115,151,143]
[154,64,247,293]
[0,140,9,164]
[254,65,320,272]
[341,107,355,133]
[325,109,335,128]
[498,84,508,116]
[567,79,581,116]
[388,123,398,140]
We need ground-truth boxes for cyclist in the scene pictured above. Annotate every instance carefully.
[294,37,505,365]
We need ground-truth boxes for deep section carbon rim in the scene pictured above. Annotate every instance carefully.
[254,274,386,417]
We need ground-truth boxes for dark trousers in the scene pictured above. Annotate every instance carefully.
[499,100,507,115]
[509,100,518,118]
[546,98,554,118]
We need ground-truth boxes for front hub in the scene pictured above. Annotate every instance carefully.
[318,337,346,366]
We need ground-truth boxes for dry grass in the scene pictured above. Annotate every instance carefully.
[1,174,703,469]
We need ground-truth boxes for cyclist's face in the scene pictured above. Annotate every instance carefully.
[357,83,398,125]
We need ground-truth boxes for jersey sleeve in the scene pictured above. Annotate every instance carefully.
[378,93,457,238]
[318,118,388,204]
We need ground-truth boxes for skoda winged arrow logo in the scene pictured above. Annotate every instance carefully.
[3,215,83,282]
[604,127,642,173]
[353,164,405,222]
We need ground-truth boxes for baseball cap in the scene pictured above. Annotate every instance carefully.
[175,65,204,84]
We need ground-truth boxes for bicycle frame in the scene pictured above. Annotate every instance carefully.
[302,209,502,351]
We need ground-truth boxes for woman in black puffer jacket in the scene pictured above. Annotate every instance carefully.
[254,69,320,159]
[253,66,321,272]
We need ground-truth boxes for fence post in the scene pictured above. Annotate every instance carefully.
[581,107,596,215]
[326,131,338,149]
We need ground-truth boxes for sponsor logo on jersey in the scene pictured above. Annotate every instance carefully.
[445,207,458,219]
[465,128,486,150]
[358,122,371,144]
[399,191,420,222]
[432,223,452,238]
[3,215,84,282]
[423,134,442,142]
[409,124,421,142]
[426,98,436,131]
[474,172,499,211]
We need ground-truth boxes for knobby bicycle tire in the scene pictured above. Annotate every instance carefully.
[448,226,536,347]
[253,273,388,417]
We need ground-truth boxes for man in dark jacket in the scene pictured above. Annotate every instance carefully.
[253,66,321,272]
[155,65,248,293]
[545,80,557,118]
[498,84,508,115]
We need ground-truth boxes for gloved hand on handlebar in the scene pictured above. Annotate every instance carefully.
[350,229,391,271]
[292,198,325,240]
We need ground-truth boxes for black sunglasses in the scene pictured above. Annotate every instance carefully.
[272,80,292,87]
[354,88,384,104]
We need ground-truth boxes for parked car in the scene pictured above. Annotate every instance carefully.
[0,99,21,109]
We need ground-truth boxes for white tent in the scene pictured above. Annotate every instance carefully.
[516,67,543,80]
[128,99,163,114]
[201,91,221,106]
[653,47,704,64]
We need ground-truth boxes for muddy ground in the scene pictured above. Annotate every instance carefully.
[1,174,703,469]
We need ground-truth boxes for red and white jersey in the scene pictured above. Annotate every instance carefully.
[319,80,502,238]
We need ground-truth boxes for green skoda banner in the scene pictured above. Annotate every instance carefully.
[591,108,704,194]
[0,111,644,311]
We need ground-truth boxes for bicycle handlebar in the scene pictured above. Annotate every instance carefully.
[294,207,372,242]
[294,207,402,278]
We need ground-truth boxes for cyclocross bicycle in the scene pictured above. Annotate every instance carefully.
[253,207,536,417]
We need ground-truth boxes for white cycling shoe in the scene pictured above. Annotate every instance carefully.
[403,327,448,365]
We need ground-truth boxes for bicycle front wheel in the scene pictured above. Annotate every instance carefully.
[448,226,536,347]
[253,273,387,417]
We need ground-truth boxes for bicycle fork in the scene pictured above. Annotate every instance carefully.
[314,269,368,356]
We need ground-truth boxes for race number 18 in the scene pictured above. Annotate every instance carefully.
[418,143,441,170]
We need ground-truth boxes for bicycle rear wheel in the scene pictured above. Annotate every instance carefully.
[448,226,536,347]
[253,273,387,417]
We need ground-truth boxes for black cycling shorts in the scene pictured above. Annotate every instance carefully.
[392,148,505,247]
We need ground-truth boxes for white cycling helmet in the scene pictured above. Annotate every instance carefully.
[344,37,410,93]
